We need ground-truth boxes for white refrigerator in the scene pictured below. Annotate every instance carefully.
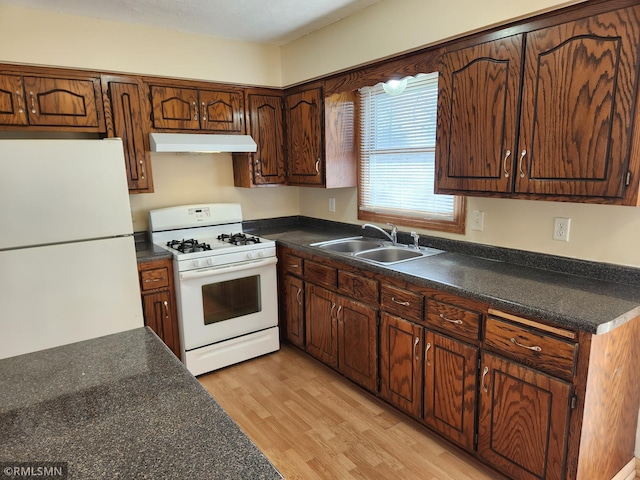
[0,138,144,359]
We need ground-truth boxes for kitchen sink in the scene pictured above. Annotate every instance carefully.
[355,247,426,264]
[311,237,383,253]
[311,237,443,265]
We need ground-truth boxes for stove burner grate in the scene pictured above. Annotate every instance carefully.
[167,239,212,253]
[217,233,262,246]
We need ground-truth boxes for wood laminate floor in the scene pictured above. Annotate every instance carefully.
[198,343,505,480]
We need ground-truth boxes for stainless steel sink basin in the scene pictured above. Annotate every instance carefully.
[310,236,444,265]
[355,247,425,263]
[311,237,383,253]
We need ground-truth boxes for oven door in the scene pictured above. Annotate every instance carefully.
[176,256,278,351]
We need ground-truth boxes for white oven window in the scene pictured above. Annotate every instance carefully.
[202,275,262,325]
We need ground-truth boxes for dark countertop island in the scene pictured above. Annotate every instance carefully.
[251,223,640,335]
[0,327,282,480]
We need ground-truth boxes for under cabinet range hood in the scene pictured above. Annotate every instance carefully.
[149,133,257,153]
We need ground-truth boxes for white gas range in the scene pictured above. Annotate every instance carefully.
[149,203,279,376]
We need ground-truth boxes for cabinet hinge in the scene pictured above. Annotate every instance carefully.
[570,395,578,409]
[626,171,631,186]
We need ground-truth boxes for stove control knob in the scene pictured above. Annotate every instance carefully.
[247,252,254,260]
[193,259,201,268]
[257,251,264,258]
[206,258,214,266]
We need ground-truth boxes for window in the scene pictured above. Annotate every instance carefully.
[358,73,465,233]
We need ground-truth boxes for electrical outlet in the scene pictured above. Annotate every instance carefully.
[471,211,484,231]
[329,197,336,212]
[553,217,571,241]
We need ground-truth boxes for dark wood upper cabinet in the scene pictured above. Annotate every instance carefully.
[233,90,285,187]
[436,4,640,202]
[516,6,640,197]
[0,72,105,131]
[149,84,244,132]
[436,35,523,193]
[0,74,28,125]
[107,80,153,193]
[285,87,324,185]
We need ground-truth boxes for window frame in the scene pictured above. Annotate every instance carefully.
[356,75,466,235]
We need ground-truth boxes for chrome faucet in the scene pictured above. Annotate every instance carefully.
[362,223,397,245]
[410,231,420,249]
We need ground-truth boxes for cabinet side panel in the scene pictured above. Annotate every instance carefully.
[576,317,640,480]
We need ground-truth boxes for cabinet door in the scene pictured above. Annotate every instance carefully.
[142,291,180,359]
[284,274,305,349]
[379,312,423,418]
[150,86,200,129]
[285,87,323,185]
[436,35,523,193]
[305,284,338,367]
[198,89,244,133]
[0,74,28,125]
[23,76,104,130]
[248,93,285,185]
[109,82,152,193]
[478,352,571,480]
[337,297,378,392]
[423,330,477,450]
[516,6,640,198]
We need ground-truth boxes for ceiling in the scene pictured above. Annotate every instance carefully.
[0,0,381,46]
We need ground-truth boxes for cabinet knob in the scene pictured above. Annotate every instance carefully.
[15,91,24,114]
[481,366,489,392]
[29,91,36,114]
[518,150,527,178]
[502,149,511,178]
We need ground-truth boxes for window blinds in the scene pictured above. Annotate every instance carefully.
[359,72,454,220]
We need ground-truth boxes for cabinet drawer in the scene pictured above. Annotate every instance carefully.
[426,300,480,342]
[381,284,423,322]
[282,253,303,276]
[338,271,378,304]
[484,317,577,380]
[140,267,170,292]
[304,260,337,289]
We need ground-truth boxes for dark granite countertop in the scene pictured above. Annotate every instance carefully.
[0,328,282,480]
[252,224,640,335]
[135,237,172,263]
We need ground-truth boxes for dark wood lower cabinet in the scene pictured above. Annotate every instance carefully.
[337,295,377,393]
[305,284,338,367]
[284,274,305,349]
[138,258,180,359]
[423,330,478,450]
[379,312,423,418]
[477,352,571,480]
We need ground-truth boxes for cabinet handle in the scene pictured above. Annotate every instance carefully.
[315,159,320,174]
[15,91,24,113]
[29,91,36,114]
[296,288,302,305]
[139,159,145,179]
[144,278,162,283]
[510,337,542,352]
[193,101,199,121]
[201,101,207,121]
[413,336,420,360]
[439,313,463,325]
[337,305,343,323]
[518,150,526,178]
[290,264,300,268]
[163,300,169,319]
[481,366,489,392]
[425,342,431,366]
[391,297,410,306]
[502,149,511,178]
[330,302,336,319]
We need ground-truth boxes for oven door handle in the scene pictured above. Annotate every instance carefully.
[179,257,277,280]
